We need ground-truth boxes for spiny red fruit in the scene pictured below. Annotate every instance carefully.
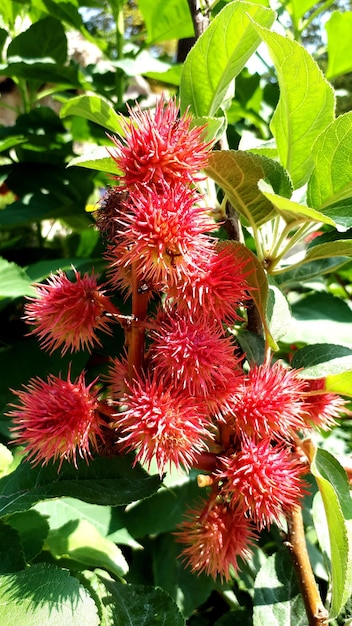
[106,183,215,290]
[218,437,308,529]
[151,309,242,397]
[109,98,212,189]
[8,370,102,469]
[24,269,112,355]
[115,373,212,476]
[177,499,257,581]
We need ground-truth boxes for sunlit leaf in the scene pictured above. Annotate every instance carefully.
[205,150,292,226]
[0,563,99,625]
[138,0,194,44]
[180,1,275,117]
[60,95,124,134]
[326,11,352,79]
[253,550,306,625]
[67,146,121,175]
[292,343,352,378]
[0,257,35,298]
[258,181,336,226]
[252,23,335,188]
[309,447,352,618]
[47,519,128,578]
[307,112,352,223]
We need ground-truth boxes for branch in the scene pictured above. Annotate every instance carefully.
[284,506,329,626]
[187,0,211,39]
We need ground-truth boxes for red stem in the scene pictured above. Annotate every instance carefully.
[285,506,329,626]
[127,262,150,380]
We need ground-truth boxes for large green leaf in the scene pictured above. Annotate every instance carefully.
[0,521,26,573]
[7,17,67,64]
[5,510,49,563]
[284,292,352,348]
[252,23,335,188]
[291,343,352,378]
[34,498,141,548]
[60,94,124,134]
[95,577,185,626]
[205,150,292,227]
[0,563,99,626]
[179,1,275,117]
[67,146,121,175]
[0,456,161,517]
[258,182,336,226]
[253,550,306,625]
[310,448,352,618]
[138,0,194,44]
[325,371,352,397]
[0,61,80,87]
[0,258,35,298]
[289,0,317,23]
[326,11,352,79]
[307,113,352,221]
[47,519,128,578]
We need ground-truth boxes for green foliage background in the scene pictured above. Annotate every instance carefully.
[1,0,352,624]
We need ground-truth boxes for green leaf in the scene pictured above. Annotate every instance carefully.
[310,448,352,618]
[5,510,49,563]
[34,498,141,548]
[291,343,352,377]
[138,0,194,44]
[274,257,348,288]
[304,240,352,263]
[307,113,352,220]
[42,0,86,33]
[258,181,336,226]
[284,292,352,348]
[180,1,275,117]
[0,60,79,87]
[205,150,292,227]
[96,576,185,626]
[252,23,335,188]
[0,563,99,626]
[124,478,202,538]
[289,0,317,23]
[7,17,67,64]
[326,12,352,79]
[0,444,13,478]
[253,550,306,625]
[0,28,8,58]
[0,521,26,573]
[237,330,265,365]
[0,257,35,298]
[60,95,124,134]
[0,134,26,152]
[47,519,128,578]
[0,456,161,517]
[266,278,292,343]
[67,146,121,175]
[326,371,352,397]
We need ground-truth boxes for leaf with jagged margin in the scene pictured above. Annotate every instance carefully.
[251,22,335,189]
[0,563,99,626]
[326,11,352,79]
[309,447,352,619]
[307,112,352,221]
[205,150,292,227]
[291,343,352,378]
[253,550,306,626]
[180,1,275,117]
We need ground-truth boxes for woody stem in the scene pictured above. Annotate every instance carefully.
[285,506,329,626]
